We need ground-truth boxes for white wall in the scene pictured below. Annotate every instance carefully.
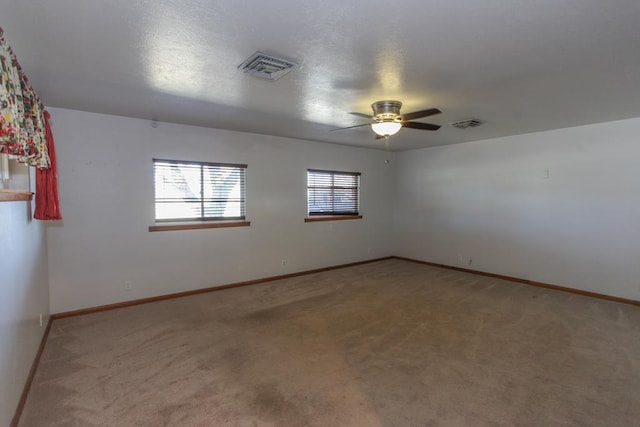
[47,108,395,313]
[0,167,50,426]
[394,117,640,300]
[45,107,640,312]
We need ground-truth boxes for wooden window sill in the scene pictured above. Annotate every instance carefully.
[149,221,251,232]
[0,189,34,202]
[304,215,362,222]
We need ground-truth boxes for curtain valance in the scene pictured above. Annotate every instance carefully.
[1,27,61,220]
[0,27,49,169]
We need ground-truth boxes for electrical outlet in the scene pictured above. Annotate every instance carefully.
[124,280,133,291]
[281,260,286,266]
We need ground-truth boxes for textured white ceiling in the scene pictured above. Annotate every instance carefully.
[2,0,640,150]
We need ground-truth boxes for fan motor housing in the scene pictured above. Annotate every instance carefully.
[372,100,402,122]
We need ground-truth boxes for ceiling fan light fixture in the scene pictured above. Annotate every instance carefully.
[371,121,402,136]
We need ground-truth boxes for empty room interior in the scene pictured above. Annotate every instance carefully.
[2,1,640,426]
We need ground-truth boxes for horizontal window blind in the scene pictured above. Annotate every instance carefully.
[307,169,360,216]
[154,159,246,222]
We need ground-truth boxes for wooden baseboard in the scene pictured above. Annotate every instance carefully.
[52,254,640,319]
[394,256,640,307]
[51,257,394,319]
[11,317,53,427]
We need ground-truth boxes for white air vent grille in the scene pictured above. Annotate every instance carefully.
[238,52,298,80]
[451,119,483,129]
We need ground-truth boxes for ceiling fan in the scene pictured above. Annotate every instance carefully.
[331,100,442,138]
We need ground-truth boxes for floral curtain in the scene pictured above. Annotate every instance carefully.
[1,27,61,220]
[0,27,49,169]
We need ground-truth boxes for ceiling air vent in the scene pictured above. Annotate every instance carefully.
[238,52,298,81]
[451,119,483,129]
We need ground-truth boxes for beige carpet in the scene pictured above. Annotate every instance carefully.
[19,259,640,426]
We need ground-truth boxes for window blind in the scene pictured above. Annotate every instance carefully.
[154,159,246,222]
[307,169,360,216]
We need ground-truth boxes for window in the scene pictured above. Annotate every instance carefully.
[153,159,246,223]
[307,169,361,219]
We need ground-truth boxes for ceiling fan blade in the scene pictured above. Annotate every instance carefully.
[402,121,441,131]
[329,123,372,132]
[401,108,441,121]
[349,112,373,119]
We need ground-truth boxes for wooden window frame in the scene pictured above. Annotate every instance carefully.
[150,159,248,231]
[306,168,361,221]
